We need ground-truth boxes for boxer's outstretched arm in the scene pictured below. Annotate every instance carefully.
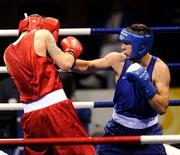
[73,52,124,73]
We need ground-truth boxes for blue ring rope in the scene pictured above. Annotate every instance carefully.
[167,63,180,69]
[91,26,180,34]
[94,100,180,108]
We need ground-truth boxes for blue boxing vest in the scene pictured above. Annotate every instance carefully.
[113,56,157,119]
[96,55,166,155]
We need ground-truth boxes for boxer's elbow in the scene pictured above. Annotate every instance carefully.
[61,62,74,71]
[150,95,169,115]
[60,55,75,71]
[157,103,168,115]
[158,108,167,115]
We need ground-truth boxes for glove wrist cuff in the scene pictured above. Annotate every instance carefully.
[144,82,156,99]
[67,51,77,60]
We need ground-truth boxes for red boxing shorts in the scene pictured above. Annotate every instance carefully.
[21,90,95,155]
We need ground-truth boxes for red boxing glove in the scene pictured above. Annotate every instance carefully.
[60,36,83,59]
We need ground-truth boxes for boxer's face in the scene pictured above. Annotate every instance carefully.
[121,42,132,58]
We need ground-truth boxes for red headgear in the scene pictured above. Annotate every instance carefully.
[42,17,60,43]
[18,15,60,42]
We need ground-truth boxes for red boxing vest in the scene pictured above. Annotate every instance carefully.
[4,31,62,102]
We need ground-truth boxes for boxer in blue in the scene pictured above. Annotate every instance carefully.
[74,24,170,154]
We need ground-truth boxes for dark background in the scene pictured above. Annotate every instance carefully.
[0,0,180,86]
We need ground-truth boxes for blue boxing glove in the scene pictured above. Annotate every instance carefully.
[125,63,156,99]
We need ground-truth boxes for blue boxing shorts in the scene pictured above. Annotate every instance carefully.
[96,119,166,155]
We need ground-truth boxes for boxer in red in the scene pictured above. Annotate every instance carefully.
[4,14,95,155]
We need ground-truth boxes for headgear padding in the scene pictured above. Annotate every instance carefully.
[18,15,60,42]
[119,28,153,60]
[18,15,43,33]
[42,17,60,43]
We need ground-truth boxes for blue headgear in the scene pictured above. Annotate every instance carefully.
[119,28,153,60]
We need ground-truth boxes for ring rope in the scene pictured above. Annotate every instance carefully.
[167,63,180,69]
[0,26,180,37]
[0,100,179,110]
[0,63,180,74]
[94,100,180,107]
[91,26,180,34]
[0,135,180,146]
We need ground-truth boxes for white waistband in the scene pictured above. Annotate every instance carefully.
[112,109,158,129]
[23,89,67,113]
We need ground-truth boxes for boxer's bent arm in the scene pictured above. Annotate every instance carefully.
[45,30,75,71]
[149,62,170,115]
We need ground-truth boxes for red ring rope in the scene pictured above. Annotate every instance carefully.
[0,136,140,146]
[1,135,180,146]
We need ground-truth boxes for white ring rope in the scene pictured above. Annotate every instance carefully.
[0,66,7,73]
[0,28,91,37]
[141,135,180,144]
[0,102,94,110]
[0,66,71,74]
